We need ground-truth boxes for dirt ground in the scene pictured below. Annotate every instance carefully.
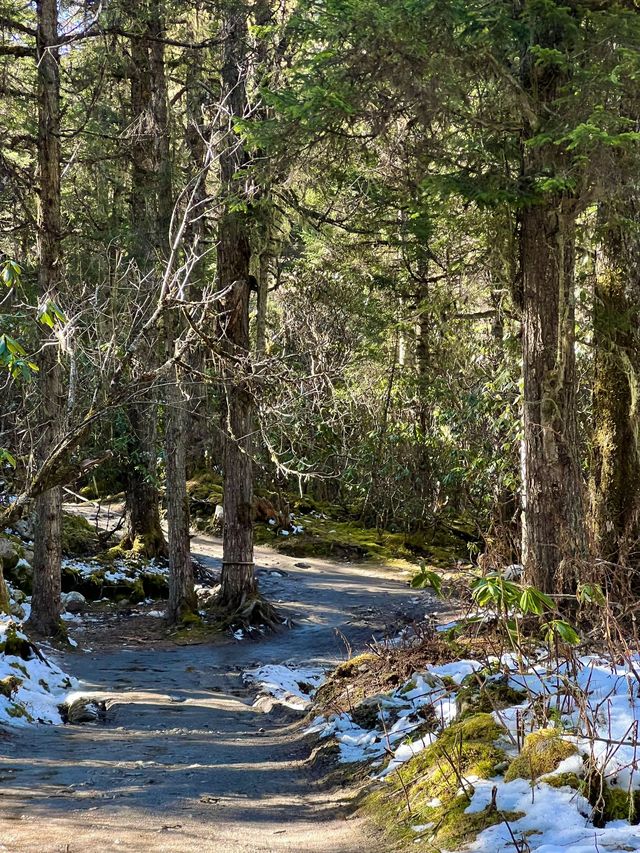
[0,526,442,853]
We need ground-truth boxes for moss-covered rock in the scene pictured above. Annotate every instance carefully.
[0,535,23,571]
[350,698,383,730]
[457,674,526,719]
[598,785,640,825]
[505,729,578,782]
[61,513,99,556]
[187,470,224,516]
[545,771,583,791]
[0,675,21,698]
[586,769,640,827]
[0,625,34,659]
[334,653,377,678]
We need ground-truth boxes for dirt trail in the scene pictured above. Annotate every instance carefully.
[0,531,439,852]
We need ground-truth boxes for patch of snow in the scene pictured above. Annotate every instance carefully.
[0,617,77,726]
[243,663,326,710]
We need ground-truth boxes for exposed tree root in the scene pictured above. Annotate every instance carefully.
[212,592,283,632]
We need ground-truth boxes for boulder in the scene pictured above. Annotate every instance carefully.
[60,697,106,724]
[11,516,35,541]
[61,591,87,614]
[0,536,21,571]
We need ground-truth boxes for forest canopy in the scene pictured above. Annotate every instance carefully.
[1,0,640,633]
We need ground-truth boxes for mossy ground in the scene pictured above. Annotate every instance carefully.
[254,515,469,567]
[364,713,517,850]
[186,468,473,568]
[505,728,578,782]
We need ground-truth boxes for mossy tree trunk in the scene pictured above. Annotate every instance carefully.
[590,211,640,571]
[217,3,258,612]
[0,559,10,615]
[122,0,167,560]
[29,0,64,637]
[184,21,215,474]
[520,202,587,594]
[124,399,167,558]
[518,9,587,595]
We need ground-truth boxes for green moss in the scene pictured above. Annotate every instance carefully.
[599,786,640,824]
[350,700,382,730]
[7,702,32,721]
[130,530,166,559]
[98,544,127,563]
[335,653,377,678]
[587,770,640,827]
[365,713,511,849]
[178,610,202,626]
[0,625,33,659]
[457,676,526,719]
[61,513,99,556]
[254,513,472,568]
[0,675,21,698]
[187,470,224,511]
[142,572,169,599]
[505,729,577,782]
[545,772,583,791]
[434,796,523,850]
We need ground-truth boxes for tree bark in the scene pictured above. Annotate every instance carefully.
[165,345,197,622]
[217,4,258,611]
[123,0,167,559]
[123,400,166,557]
[518,8,587,594]
[29,0,64,637]
[590,208,640,569]
[520,202,586,593]
[184,16,215,473]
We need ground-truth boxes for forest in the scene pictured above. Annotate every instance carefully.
[1,1,640,852]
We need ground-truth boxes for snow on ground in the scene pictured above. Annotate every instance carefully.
[308,650,640,852]
[307,659,481,768]
[0,615,77,727]
[243,663,327,710]
[62,556,169,582]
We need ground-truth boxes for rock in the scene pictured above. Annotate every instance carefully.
[456,674,526,718]
[61,591,87,614]
[0,537,21,572]
[61,513,99,556]
[294,562,311,569]
[11,516,35,541]
[22,549,34,564]
[61,696,106,725]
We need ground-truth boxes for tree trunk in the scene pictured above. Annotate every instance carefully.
[184,21,215,473]
[166,347,197,622]
[521,202,586,593]
[518,7,587,594]
[255,243,270,358]
[29,0,64,637]
[123,0,167,558]
[590,209,640,569]
[0,558,9,615]
[123,399,166,557]
[146,1,196,620]
[217,5,258,611]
